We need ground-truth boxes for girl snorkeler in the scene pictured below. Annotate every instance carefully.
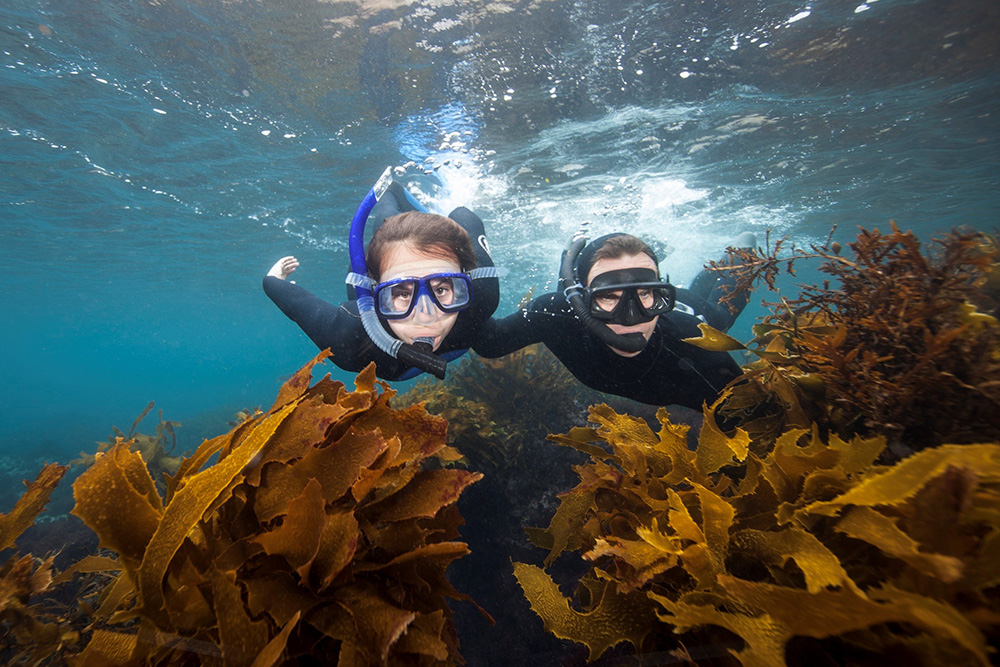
[263,173,501,380]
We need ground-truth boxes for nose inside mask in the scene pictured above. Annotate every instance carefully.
[411,294,443,323]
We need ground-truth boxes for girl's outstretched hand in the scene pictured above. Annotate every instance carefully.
[267,256,299,280]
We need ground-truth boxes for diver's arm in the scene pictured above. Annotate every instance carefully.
[674,287,737,332]
[262,275,358,356]
[680,232,756,332]
[472,293,570,358]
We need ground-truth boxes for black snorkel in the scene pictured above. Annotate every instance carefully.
[347,168,448,379]
[560,235,648,353]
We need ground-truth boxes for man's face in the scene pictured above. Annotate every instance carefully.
[587,253,660,357]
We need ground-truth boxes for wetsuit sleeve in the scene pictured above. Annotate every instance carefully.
[370,180,422,229]
[680,261,751,332]
[262,275,370,369]
[674,287,740,332]
[472,293,569,358]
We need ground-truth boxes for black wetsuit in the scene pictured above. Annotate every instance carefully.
[263,182,499,381]
[472,267,747,410]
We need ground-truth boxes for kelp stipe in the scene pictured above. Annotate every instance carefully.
[515,406,1000,665]
[69,351,483,666]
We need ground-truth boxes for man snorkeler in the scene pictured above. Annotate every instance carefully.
[472,232,755,410]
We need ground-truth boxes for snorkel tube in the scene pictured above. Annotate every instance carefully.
[348,167,449,379]
[560,235,648,353]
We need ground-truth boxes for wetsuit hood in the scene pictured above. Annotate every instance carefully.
[559,234,648,354]
[575,233,661,285]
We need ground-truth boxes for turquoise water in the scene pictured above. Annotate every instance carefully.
[1,0,997,463]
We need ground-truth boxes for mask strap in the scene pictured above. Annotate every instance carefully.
[467,266,508,279]
[346,272,375,289]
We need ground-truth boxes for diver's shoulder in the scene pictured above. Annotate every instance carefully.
[659,309,708,336]
[528,291,573,312]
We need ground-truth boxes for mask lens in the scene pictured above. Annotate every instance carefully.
[375,279,416,318]
[429,277,454,306]
[646,285,675,314]
[428,274,472,312]
[590,288,623,319]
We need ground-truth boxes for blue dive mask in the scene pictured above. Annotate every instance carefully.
[373,272,474,320]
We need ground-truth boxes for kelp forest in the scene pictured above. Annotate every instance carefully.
[1,223,998,666]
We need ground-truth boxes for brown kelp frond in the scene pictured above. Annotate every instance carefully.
[0,463,84,664]
[0,463,67,554]
[68,351,481,666]
[71,401,185,487]
[516,405,1000,665]
[690,224,1000,454]
[397,345,590,471]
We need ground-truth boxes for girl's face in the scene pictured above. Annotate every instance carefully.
[378,243,462,351]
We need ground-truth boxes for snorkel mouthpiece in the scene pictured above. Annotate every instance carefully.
[348,167,449,379]
[397,337,447,379]
[560,233,647,353]
[412,336,435,352]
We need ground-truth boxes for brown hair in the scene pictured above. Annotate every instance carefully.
[366,211,478,279]
[585,234,659,282]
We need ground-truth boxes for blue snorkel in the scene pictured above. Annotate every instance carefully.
[348,167,449,379]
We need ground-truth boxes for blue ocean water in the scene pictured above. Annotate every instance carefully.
[1,0,997,470]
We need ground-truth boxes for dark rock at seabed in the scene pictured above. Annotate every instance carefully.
[446,393,700,666]
[447,436,588,666]
[15,515,99,571]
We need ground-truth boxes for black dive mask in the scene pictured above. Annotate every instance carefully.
[586,268,675,326]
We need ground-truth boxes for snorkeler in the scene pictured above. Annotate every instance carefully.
[264,170,502,380]
[472,232,755,409]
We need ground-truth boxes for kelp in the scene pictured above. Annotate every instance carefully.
[692,223,1000,454]
[514,406,1000,665]
[514,225,1000,664]
[397,344,589,471]
[67,351,482,666]
[71,401,184,489]
[0,462,83,664]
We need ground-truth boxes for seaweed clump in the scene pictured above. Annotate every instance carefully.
[514,406,1000,665]
[397,344,607,665]
[397,344,590,471]
[0,463,81,663]
[695,223,1000,454]
[67,351,482,665]
[513,225,1000,665]
[71,401,184,488]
